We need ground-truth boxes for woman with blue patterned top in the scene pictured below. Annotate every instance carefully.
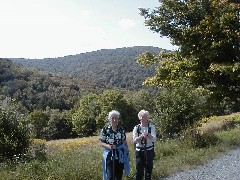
[99,110,130,180]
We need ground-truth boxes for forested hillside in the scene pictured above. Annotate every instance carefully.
[0,59,101,111]
[11,46,162,90]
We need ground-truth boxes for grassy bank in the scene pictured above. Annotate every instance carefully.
[1,113,240,179]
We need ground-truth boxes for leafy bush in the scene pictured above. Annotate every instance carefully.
[124,90,155,113]
[0,98,30,160]
[27,139,47,161]
[152,83,210,137]
[98,90,138,131]
[190,132,220,148]
[46,109,74,140]
[28,108,74,140]
[28,110,49,139]
[72,93,98,137]
[72,90,138,136]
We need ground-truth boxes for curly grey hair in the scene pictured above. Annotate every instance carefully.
[108,110,120,121]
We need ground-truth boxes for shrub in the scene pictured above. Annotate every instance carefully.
[189,131,220,148]
[72,90,138,136]
[0,98,30,160]
[96,90,138,132]
[28,110,49,139]
[46,109,73,140]
[27,139,47,161]
[152,83,210,137]
[72,93,98,137]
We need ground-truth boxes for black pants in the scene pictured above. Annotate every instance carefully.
[106,150,124,180]
[135,148,155,180]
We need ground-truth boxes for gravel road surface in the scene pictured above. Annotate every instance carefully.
[162,147,240,180]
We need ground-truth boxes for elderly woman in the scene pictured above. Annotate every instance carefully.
[133,110,156,180]
[99,110,130,180]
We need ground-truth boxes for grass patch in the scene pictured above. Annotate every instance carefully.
[198,112,240,133]
[1,113,240,179]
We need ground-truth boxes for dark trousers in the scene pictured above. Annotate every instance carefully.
[106,150,124,180]
[135,148,155,180]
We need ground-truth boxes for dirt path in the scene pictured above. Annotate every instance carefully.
[162,147,240,180]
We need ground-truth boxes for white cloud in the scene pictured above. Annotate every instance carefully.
[118,19,136,29]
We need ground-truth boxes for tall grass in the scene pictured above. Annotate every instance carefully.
[1,113,240,179]
[151,127,240,179]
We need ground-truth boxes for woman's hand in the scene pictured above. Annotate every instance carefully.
[109,144,116,150]
[141,133,149,141]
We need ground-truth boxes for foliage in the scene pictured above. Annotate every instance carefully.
[0,59,90,112]
[138,0,240,112]
[124,90,155,113]
[27,139,47,161]
[152,83,210,137]
[137,51,197,88]
[72,90,138,136]
[72,93,99,137]
[45,109,74,140]
[28,108,74,140]
[28,110,49,139]
[11,46,160,90]
[190,132,220,148]
[0,98,30,160]
[96,90,138,131]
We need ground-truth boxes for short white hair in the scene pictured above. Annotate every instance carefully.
[138,109,150,120]
[108,110,120,121]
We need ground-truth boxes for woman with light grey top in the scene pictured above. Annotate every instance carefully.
[133,110,157,180]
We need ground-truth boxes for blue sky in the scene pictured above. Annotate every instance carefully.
[0,0,177,58]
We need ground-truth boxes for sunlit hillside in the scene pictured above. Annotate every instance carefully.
[11,46,163,90]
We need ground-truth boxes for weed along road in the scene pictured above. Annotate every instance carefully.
[162,147,240,180]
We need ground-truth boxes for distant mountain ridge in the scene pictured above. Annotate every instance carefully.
[11,46,163,90]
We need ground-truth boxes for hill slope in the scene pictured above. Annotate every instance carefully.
[11,46,162,90]
[0,59,101,111]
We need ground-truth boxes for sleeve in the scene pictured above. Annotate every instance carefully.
[133,125,140,144]
[99,127,106,143]
[122,129,126,141]
[150,125,157,142]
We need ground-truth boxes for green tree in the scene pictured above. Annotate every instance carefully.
[152,83,210,137]
[28,110,49,139]
[72,93,99,137]
[45,109,73,140]
[72,90,138,136]
[96,90,137,132]
[0,98,30,160]
[124,90,155,113]
[138,0,240,112]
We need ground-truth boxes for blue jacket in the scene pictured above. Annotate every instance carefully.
[102,143,130,180]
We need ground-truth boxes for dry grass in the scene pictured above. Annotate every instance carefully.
[197,112,240,134]
[46,136,99,153]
